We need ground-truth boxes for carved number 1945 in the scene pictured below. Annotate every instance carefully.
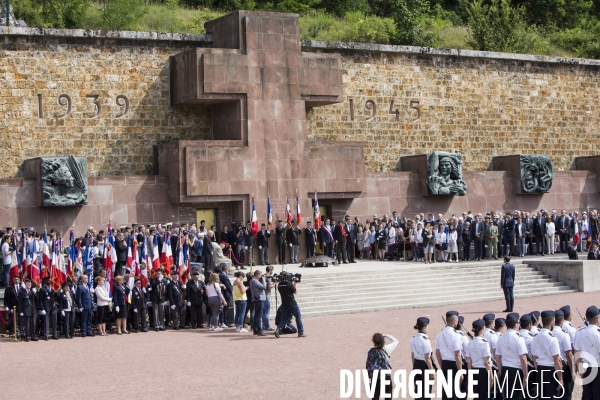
[348,99,421,122]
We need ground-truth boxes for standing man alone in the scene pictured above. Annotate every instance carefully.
[501,256,515,312]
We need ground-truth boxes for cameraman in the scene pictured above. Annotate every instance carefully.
[274,275,307,338]
[249,270,267,336]
[262,266,275,331]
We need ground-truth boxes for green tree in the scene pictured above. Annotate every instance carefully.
[13,0,89,28]
[466,0,525,52]
[389,0,436,46]
[102,0,147,31]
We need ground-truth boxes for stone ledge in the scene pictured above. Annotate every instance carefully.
[0,26,213,43]
[301,40,600,67]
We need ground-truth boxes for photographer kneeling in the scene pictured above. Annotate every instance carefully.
[274,273,307,338]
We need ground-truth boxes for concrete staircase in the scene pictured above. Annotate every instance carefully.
[268,263,576,317]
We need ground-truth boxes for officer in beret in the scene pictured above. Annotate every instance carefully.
[573,306,600,400]
[410,317,434,400]
[466,319,492,400]
[436,311,463,400]
[495,313,528,400]
[553,309,574,400]
[531,311,563,398]
[167,270,186,330]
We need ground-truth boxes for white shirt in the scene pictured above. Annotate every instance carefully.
[448,231,457,244]
[562,320,576,345]
[573,324,600,366]
[436,232,446,244]
[467,336,492,368]
[2,242,11,265]
[546,222,555,236]
[553,325,572,361]
[531,328,560,367]
[410,332,432,361]
[531,325,540,335]
[416,229,423,244]
[436,326,462,361]
[455,329,469,356]
[521,328,535,351]
[484,328,498,351]
[95,285,111,306]
[496,329,528,369]
[382,335,399,357]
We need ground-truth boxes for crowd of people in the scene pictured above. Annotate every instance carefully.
[368,305,599,400]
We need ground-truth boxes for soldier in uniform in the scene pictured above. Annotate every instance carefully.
[531,311,563,399]
[36,276,54,340]
[131,278,147,333]
[257,223,270,265]
[149,269,166,332]
[560,305,576,346]
[495,313,528,400]
[436,310,463,400]
[18,279,37,342]
[519,313,538,399]
[275,220,287,265]
[167,270,185,330]
[530,311,541,335]
[286,220,300,263]
[485,219,499,259]
[58,281,74,339]
[304,221,316,259]
[186,271,205,329]
[4,275,21,336]
[553,309,573,400]
[466,319,493,400]
[483,314,498,357]
[455,316,470,394]
[573,306,600,400]
[410,317,434,400]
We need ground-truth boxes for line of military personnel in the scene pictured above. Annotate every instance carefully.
[427,305,600,400]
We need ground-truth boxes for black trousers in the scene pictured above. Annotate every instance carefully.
[306,243,315,259]
[190,304,204,327]
[537,365,560,399]
[503,285,514,311]
[441,360,459,400]
[336,241,347,262]
[463,241,471,260]
[582,367,600,400]
[474,238,484,258]
[277,243,286,264]
[371,371,392,400]
[62,311,72,338]
[20,315,34,339]
[132,307,147,331]
[325,242,333,258]
[501,367,526,400]
[561,363,574,400]
[346,241,355,262]
[170,305,185,329]
[115,261,125,277]
[535,235,545,254]
[412,360,433,400]
[473,368,490,400]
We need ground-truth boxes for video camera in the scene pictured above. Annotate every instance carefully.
[231,221,245,232]
[272,271,302,283]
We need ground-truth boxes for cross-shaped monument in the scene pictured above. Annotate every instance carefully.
[160,11,365,229]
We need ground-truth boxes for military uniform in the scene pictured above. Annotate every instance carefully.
[531,319,561,399]
[485,223,499,259]
[495,313,528,400]
[36,281,55,340]
[553,315,573,400]
[186,276,205,328]
[17,285,37,341]
[275,223,286,265]
[149,276,166,331]
[573,306,600,400]
[519,314,538,399]
[436,311,463,400]
[131,284,147,332]
[466,319,492,400]
[410,317,433,400]
[167,273,185,330]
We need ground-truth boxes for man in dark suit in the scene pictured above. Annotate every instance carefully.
[167,270,185,330]
[275,220,287,265]
[149,270,166,331]
[502,214,516,256]
[36,276,55,340]
[131,278,147,332]
[344,215,357,263]
[455,218,464,261]
[257,223,270,265]
[186,271,205,328]
[558,210,570,253]
[304,221,316,259]
[75,275,94,337]
[322,219,334,258]
[4,275,21,335]
[58,281,75,339]
[286,221,300,264]
[533,211,546,255]
[18,279,37,341]
[470,214,485,261]
[524,212,534,255]
[567,239,579,260]
[218,265,233,328]
[333,220,348,264]
[114,232,128,277]
[170,227,179,266]
[500,256,515,312]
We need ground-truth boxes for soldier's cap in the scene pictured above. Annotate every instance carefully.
[170,270,178,276]
[507,312,520,321]
[119,226,127,230]
[483,313,495,321]
[530,311,541,320]
[446,310,459,318]
[520,314,532,324]
[586,306,600,319]
[554,309,565,318]
[458,316,464,324]
[417,317,430,325]
[495,318,506,328]
[472,319,485,328]
[24,278,31,283]
[541,310,555,319]
[560,305,571,314]
[191,272,200,276]
[61,281,69,287]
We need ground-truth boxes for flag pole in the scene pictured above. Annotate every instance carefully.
[11,306,18,342]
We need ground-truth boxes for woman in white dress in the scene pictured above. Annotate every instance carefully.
[545,216,556,255]
[435,223,447,263]
[447,223,458,262]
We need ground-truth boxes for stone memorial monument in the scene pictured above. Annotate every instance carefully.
[24,155,88,207]
[426,151,467,196]
[519,154,553,193]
